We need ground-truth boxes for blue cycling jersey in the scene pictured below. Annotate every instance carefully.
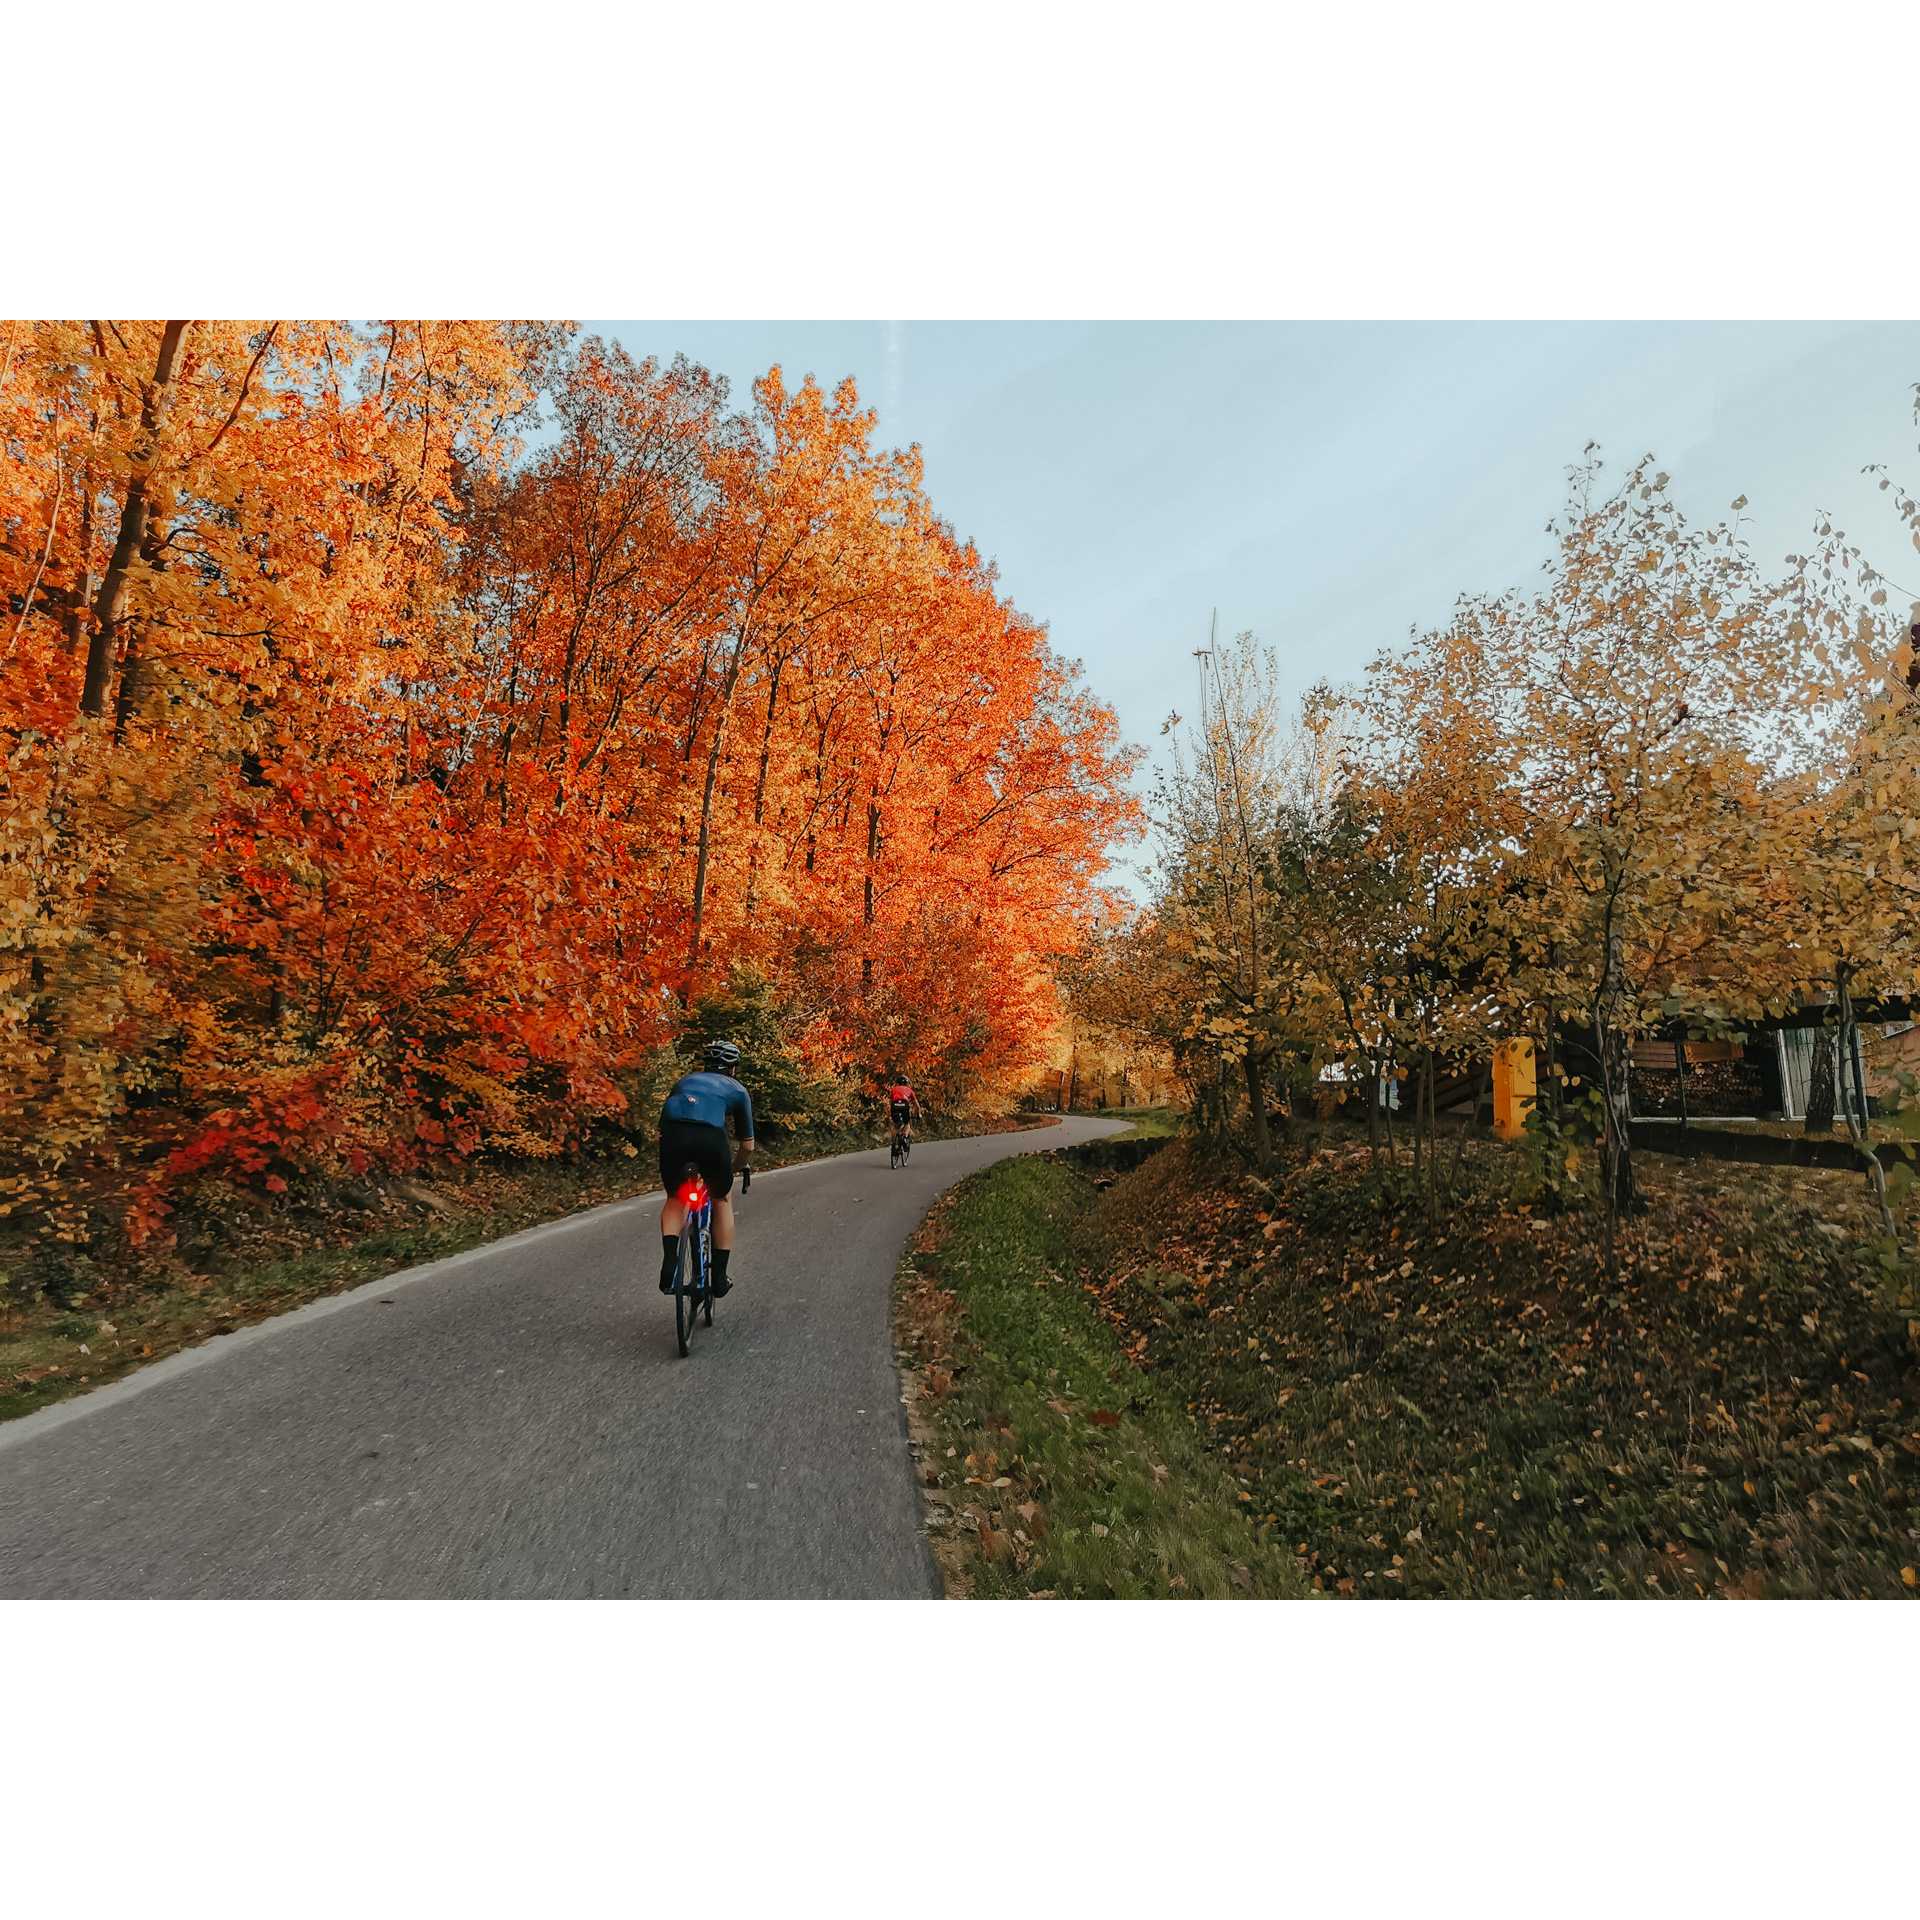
[662,1070,755,1138]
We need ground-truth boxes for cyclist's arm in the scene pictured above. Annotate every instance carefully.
[733,1084,756,1170]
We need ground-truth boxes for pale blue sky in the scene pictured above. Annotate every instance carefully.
[603,322,1920,880]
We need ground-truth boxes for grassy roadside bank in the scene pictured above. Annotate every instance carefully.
[1069,1129,1920,1598]
[894,1144,1308,1598]
[1,1111,1056,1426]
[1077,1103,1184,1139]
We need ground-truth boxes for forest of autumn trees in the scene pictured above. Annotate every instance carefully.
[0,321,1139,1243]
[1071,437,1920,1271]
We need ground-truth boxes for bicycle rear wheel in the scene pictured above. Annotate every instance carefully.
[701,1222,714,1325]
[674,1231,695,1357]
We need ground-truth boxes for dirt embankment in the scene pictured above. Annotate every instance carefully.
[1048,1129,1919,1598]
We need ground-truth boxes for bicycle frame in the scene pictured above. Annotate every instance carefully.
[674,1171,713,1288]
[669,1161,746,1354]
[670,1166,714,1357]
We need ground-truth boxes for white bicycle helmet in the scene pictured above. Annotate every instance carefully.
[703,1040,742,1071]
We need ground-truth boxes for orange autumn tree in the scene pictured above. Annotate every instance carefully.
[3,321,551,1230]
[1,323,1140,1243]
[449,353,1139,1106]
[765,498,1140,1104]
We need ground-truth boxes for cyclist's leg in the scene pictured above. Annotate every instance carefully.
[658,1126,692,1289]
[660,1176,700,1292]
[688,1125,736,1293]
[708,1195,735,1294]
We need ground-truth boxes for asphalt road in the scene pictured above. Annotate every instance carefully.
[0,1117,1122,1598]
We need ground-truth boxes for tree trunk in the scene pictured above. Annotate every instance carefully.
[1424,1049,1437,1219]
[1837,975,1894,1233]
[1243,1046,1272,1172]
[1804,1026,1836,1135]
[684,617,760,976]
[1836,979,1864,1148]
[62,463,97,658]
[1448,1056,1491,1193]
[1598,930,1638,1232]
[684,712,728,972]
[1411,1052,1425,1180]
[1601,1022,1637,1221]
[111,625,144,744]
[743,651,788,919]
[860,796,881,998]
[111,472,176,746]
[82,321,190,718]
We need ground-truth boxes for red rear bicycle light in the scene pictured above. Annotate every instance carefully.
[676,1178,707,1209]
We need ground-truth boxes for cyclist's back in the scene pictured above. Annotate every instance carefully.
[663,1069,753,1135]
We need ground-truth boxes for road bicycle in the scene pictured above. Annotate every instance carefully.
[890,1122,912,1169]
[668,1163,749,1357]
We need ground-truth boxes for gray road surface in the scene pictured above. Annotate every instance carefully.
[0,1117,1121,1598]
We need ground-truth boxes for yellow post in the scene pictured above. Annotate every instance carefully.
[1492,1039,1536,1141]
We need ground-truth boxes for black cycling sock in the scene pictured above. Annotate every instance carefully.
[659,1235,679,1291]
[713,1246,731,1281]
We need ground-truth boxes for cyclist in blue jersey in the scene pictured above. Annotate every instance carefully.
[657,1040,755,1296]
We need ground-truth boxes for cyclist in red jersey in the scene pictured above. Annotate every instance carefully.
[885,1076,921,1150]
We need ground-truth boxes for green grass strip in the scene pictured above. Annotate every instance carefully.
[898,1150,1309,1599]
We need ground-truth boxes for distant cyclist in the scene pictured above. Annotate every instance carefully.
[658,1040,755,1297]
[885,1075,921,1151]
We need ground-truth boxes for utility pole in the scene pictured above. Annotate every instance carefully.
[1193,609,1215,735]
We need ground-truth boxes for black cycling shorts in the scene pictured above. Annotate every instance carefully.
[891,1102,911,1129]
[659,1118,733,1200]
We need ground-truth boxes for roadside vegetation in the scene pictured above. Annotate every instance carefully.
[1,321,1138,1302]
[1071,424,1920,1272]
[1089,1103,1185,1139]
[1047,410,1920,1598]
[895,1137,1306,1599]
[1063,1127,1918,1598]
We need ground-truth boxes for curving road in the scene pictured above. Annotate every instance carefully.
[0,1118,1122,1598]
